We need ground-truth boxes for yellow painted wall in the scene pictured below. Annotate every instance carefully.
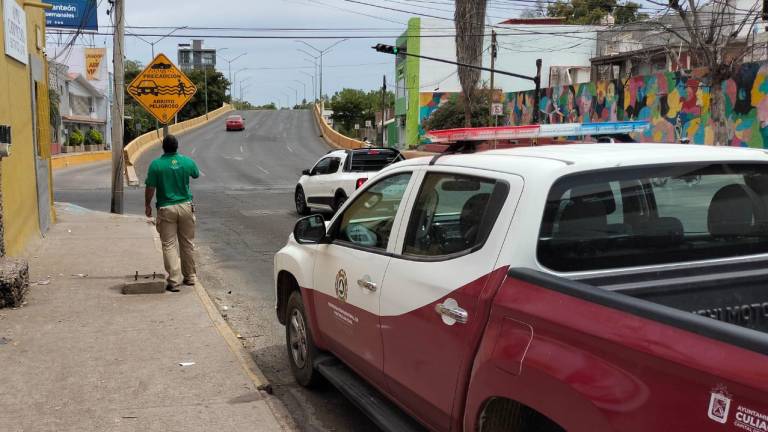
[0,1,52,255]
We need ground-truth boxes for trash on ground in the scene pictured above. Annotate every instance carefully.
[72,273,88,278]
[34,279,51,286]
[178,362,196,367]
[0,337,10,345]
[236,333,243,339]
[221,306,229,311]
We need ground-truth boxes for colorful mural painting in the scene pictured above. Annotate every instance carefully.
[417,61,768,147]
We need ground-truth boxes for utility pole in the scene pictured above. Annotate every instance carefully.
[489,30,497,128]
[110,0,125,214]
[379,75,387,146]
[204,66,209,118]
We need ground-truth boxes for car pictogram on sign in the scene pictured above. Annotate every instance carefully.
[136,80,159,96]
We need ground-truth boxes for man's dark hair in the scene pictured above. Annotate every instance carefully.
[162,134,179,153]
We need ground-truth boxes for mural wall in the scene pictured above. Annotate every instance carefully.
[417,61,768,147]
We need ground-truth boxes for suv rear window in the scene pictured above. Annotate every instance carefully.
[538,163,768,272]
[345,149,403,172]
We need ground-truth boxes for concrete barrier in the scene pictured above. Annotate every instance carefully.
[51,151,112,170]
[124,104,234,185]
[310,104,433,160]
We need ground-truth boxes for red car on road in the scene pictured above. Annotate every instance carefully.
[225,115,245,131]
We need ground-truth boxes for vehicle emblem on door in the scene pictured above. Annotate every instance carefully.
[708,385,732,424]
[335,269,348,303]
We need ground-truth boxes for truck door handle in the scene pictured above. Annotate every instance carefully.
[435,298,468,325]
[357,278,377,292]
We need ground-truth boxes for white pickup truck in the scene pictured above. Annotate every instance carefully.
[295,148,403,214]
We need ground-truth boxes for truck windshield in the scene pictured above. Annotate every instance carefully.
[538,163,768,272]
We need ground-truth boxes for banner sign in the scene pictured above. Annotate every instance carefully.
[45,0,98,31]
[4,0,28,65]
[84,48,105,80]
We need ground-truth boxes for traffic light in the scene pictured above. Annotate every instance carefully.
[373,44,404,55]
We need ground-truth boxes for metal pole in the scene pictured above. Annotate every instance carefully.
[204,67,209,116]
[489,30,497,127]
[533,58,542,125]
[110,0,125,214]
[380,75,386,146]
[319,52,323,101]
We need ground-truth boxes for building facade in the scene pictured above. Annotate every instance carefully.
[392,17,601,148]
[49,61,109,150]
[0,0,54,255]
[178,39,216,72]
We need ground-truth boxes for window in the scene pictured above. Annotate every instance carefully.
[538,163,768,272]
[311,157,340,175]
[346,149,403,172]
[403,173,503,257]
[336,172,412,250]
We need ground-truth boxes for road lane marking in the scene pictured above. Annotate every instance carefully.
[191,147,197,155]
[286,145,294,153]
[240,145,244,153]
[255,165,270,174]
[199,170,206,177]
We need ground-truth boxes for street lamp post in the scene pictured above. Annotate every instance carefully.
[280,91,290,110]
[287,86,299,108]
[233,68,250,101]
[239,77,252,104]
[296,39,348,102]
[220,53,246,99]
[293,80,306,105]
[298,71,315,102]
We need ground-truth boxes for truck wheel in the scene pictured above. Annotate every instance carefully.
[285,290,323,387]
[295,186,310,216]
[332,191,347,213]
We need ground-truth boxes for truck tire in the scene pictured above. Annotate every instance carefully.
[332,191,347,213]
[480,398,564,432]
[285,290,323,387]
[295,186,310,216]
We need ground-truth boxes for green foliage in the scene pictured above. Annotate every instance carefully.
[329,88,394,136]
[68,129,84,146]
[423,90,494,131]
[177,68,231,121]
[86,129,103,145]
[547,0,647,24]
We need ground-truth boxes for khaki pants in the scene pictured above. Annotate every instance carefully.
[156,202,196,287]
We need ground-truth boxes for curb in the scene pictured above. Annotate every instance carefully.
[51,151,112,170]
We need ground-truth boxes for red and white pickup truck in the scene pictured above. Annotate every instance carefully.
[274,144,768,432]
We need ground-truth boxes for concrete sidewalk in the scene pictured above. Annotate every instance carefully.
[0,203,293,432]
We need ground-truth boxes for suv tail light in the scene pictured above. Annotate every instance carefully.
[356,178,368,189]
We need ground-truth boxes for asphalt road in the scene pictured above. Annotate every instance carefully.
[54,109,380,432]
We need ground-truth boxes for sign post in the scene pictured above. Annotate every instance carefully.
[127,53,197,133]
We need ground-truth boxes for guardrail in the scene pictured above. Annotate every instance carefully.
[124,104,234,185]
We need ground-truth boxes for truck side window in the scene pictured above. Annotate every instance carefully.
[538,163,768,272]
[311,157,340,175]
[336,172,412,251]
[403,173,503,258]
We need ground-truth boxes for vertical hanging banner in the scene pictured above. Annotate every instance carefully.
[4,0,28,65]
[84,48,105,80]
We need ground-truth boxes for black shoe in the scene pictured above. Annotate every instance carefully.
[166,285,180,292]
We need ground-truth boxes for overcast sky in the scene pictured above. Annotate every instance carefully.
[46,0,551,107]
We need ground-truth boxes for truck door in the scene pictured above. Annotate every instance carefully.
[304,156,342,207]
[312,169,418,390]
[380,169,523,430]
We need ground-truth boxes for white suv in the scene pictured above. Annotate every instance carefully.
[295,148,403,214]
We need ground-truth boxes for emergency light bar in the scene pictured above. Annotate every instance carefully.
[425,121,650,143]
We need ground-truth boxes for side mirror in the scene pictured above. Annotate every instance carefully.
[302,169,311,176]
[294,215,327,244]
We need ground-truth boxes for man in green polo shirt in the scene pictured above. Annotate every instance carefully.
[145,134,200,292]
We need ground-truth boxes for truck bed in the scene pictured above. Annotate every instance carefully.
[510,260,768,356]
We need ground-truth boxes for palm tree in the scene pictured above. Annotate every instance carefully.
[455,0,488,127]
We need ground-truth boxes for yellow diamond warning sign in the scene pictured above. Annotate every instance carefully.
[127,54,197,124]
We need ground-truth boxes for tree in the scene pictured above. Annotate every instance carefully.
[329,88,395,136]
[177,69,230,121]
[521,0,547,18]
[455,0,488,127]
[652,0,760,144]
[547,0,647,25]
